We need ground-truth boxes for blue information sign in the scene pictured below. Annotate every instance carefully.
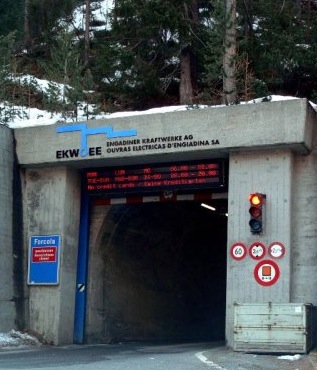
[28,235,61,285]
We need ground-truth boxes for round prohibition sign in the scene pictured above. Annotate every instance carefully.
[254,259,280,286]
[249,242,266,260]
[268,242,285,259]
[230,243,247,261]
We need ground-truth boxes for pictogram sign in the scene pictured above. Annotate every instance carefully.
[249,242,266,260]
[254,259,280,286]
[268,242,285,259]
[230,243,247,261]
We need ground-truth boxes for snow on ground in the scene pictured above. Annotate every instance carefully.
[278,354,302,361]
[3,92,312,130]
[4,72,316,129]
[0,330,307,361]
[62,0,114,32]
[0,330,41,348]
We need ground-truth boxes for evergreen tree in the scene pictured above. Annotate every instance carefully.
[0,32,28,124]
[93,0,213,109]
[238,0,317,100]
[0,0,24,39]
[202,0,226,104]
[24,0,81,50]
[3,0,317,115]
[40,29,88,120]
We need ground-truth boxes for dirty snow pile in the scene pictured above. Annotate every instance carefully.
[0,330,41,348]
[278,354,302,361]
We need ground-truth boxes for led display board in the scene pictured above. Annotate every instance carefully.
[84,160,226,196]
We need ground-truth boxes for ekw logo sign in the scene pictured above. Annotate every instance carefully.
[56,123,137,158]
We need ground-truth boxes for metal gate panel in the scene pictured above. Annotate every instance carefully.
[234,302,316,353]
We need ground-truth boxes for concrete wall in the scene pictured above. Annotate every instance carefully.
[291,122,317,305]
[85,204,111,342]
[0,125,17,331]
[23,167,81,344]
[226,150,293,347]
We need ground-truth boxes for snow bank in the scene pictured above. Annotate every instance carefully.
[0,330,41,348]
[4,94,307,129]
[278,354,302,361]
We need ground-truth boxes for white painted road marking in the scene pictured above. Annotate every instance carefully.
[195,351,227,369]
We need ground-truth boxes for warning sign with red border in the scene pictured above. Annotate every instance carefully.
[254,259,280,286]
[230,243,247,261]
[268,242,285,259]
[249,242,266,260]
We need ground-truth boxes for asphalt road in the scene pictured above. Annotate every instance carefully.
[0,341,222,370]
[0,341,316,370]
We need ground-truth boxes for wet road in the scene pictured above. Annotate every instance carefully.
[0,342,222,370]
[0,341,315,370]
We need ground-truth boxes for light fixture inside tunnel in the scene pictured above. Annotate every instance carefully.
[201,203,216,211]
[200,203,228,216]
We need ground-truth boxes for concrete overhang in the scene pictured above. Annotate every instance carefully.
[14,98,316,168]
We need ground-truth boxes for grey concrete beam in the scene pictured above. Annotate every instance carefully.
[14,99,316,167]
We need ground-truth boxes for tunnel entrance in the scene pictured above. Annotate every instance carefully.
[88,198,227,343]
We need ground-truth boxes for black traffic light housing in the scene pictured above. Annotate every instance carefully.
[249,193,266,234]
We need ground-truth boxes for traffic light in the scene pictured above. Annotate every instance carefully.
[249,193,266,234]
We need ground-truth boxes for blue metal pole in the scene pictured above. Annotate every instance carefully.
[73,190,90,344]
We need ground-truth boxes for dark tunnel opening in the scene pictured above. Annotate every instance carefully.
[100,199,228,343]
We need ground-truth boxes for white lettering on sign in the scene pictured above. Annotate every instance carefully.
[32,247,57,263]
[34,238,56,245]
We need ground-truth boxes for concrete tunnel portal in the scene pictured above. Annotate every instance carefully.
[12,98,317,347]
[87,197,228,343]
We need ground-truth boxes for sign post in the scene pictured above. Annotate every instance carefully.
[28,235,61,285]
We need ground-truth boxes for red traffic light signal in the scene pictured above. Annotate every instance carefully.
[249,193,265,234]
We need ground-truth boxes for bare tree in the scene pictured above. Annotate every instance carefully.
[24,0,31,48]
[179,0,199,105]
[223,0,237,104]
[84,0,91,67]
[295,0,302,17]
[179,48,194,105]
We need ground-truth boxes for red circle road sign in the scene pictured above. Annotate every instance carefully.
[249,242,266,260]
[254,259,280,286]
[230,243,247,261]
[268,242,285,259]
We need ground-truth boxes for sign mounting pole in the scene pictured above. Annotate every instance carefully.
[73,191,90,344]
